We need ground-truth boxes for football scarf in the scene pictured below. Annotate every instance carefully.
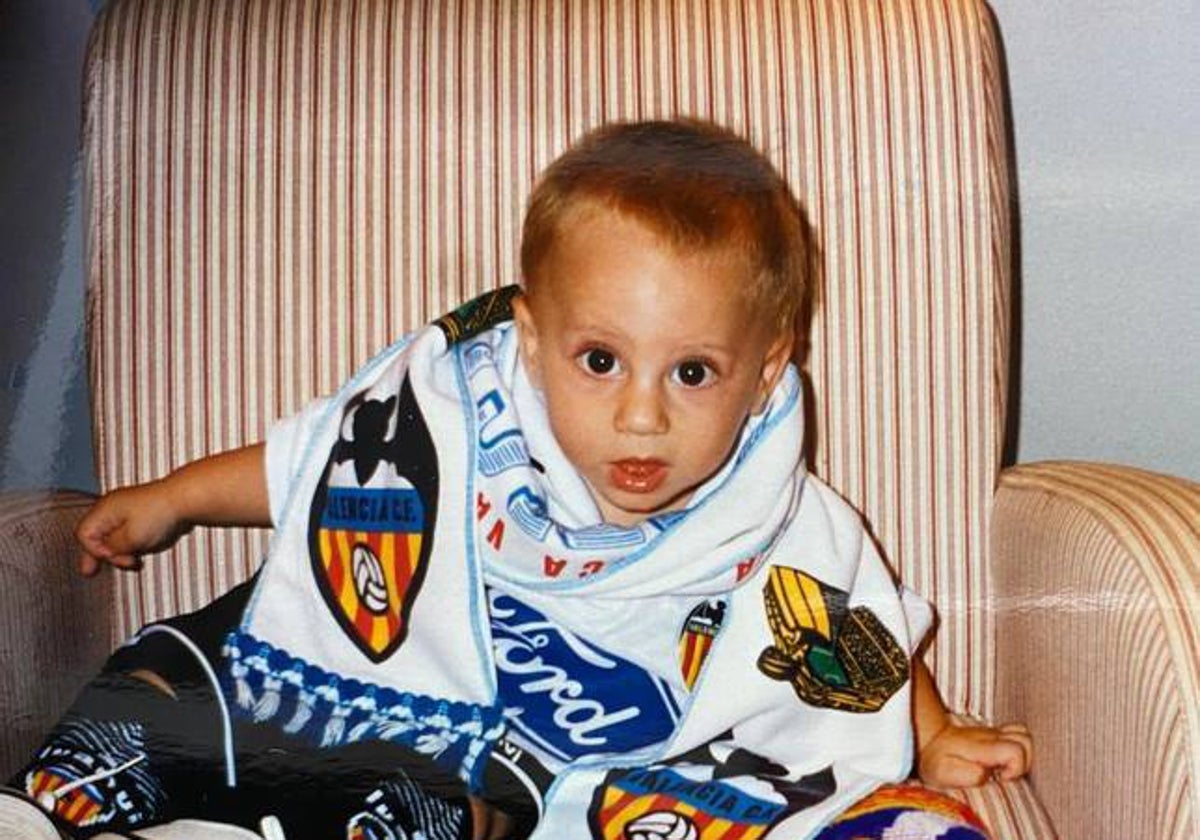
[224,288,931,839]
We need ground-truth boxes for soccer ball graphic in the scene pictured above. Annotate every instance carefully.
[624,811,699,840]
[352,543,390,614]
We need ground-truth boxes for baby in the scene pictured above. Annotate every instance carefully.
[9,119,1030,840]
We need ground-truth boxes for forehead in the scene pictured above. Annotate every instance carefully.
[530,206,772,342]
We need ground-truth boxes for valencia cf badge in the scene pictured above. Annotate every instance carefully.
[22,720,162,830]
[678,600,726,690]
[589,766,782,840]
[26,765,108,828]
[588,741,838,840]
[308,374,439,662]
[758,567,908,713]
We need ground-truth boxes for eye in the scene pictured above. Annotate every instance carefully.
[673,359,715,388]
[578,348,621,377]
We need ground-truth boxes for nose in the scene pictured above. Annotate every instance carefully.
[615,378,669,435]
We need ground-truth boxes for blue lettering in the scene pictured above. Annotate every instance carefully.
[489,591,678,762]
[615,768,783,824]
[322,488,424,532]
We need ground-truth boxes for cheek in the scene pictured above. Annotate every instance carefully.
[542,384,603,462]
[678,400,752,465]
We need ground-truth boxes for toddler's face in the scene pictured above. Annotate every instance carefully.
[513,205,792,527]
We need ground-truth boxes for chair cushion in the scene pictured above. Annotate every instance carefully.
[84,0,1011,720]
[955,778,1059,840]
[0,491,109,779]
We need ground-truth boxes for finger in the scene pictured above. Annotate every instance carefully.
[107,554,144,572]
[79,552,101,576]
[945,733,1017,767]
[937,755,990,788]
[996,732,1034,778]
[996,754,1025,781]
[100,522,152,559]
[76,513,120,560]
[79,551,142,576]
[1000,729,1034,754]
[76,526,115,559]
[971,737,1028,782]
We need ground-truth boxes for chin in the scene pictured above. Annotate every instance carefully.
[609,489,687,520]
[597,495,665,527]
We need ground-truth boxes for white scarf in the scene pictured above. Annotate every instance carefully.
[225,291,930,839]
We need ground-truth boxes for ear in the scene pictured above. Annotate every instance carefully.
[753,328,795,415]
[511,291,544,388]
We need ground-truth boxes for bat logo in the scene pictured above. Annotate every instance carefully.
[308,374,439,662]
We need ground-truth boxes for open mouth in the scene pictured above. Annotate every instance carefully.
[609,458,668,494]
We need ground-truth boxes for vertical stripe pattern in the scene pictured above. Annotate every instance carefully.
[83,0,1010,718]
[952,772,1058,839]
[992,462,1200,840]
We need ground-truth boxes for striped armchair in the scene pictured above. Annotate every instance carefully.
[3,0,1199,837]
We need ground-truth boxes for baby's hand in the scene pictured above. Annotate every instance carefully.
[918,721,1033,788]
[76,481,192,575]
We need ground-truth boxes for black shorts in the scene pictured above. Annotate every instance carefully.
[11,580,541,840]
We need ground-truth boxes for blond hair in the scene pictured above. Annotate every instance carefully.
[520,119,813,332]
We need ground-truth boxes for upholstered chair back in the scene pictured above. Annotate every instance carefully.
[84,0,1010,720]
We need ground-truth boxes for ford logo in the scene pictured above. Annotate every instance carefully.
[489,590,680,763]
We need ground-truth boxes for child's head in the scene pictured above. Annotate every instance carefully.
[513,119,812,526]
[520,119,811,334]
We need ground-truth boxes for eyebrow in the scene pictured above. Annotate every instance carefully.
[560,326,736,360]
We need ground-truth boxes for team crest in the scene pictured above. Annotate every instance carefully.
[309,374,439,662]
[22,721,162,830]
[588,766,781,840]
[26,766,107,828]
[346,811,396,840]
[758,567,907,713]
[678,599,726,690]
[588,748,836,840]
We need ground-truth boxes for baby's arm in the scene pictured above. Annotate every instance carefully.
[76,444,269,575]
[912,659,1033,787]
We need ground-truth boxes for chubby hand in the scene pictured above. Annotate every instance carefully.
[918,721,1033,788]
[75,481,192,575]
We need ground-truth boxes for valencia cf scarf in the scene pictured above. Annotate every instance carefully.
[224,287,932,839]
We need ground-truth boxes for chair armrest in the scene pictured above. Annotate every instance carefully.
[0,490,111,780]
[990,461,1200,840]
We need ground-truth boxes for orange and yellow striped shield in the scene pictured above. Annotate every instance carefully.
[313,485,429,662]
[678,600,726,690]
[589,767,783,840]
[27,769,105,827]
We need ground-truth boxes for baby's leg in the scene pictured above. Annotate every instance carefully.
[7,581,252,838]
[7,662,200,837]
[468,798,514,840]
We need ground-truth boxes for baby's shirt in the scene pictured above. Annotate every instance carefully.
[244,295,931,840]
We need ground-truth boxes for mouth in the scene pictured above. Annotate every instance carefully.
[609,458,668,494]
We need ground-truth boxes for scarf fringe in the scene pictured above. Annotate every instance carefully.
[221,631,505,790]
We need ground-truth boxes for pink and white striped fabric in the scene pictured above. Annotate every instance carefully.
[992,461,1200,840]
[82,1,1061,835]
[85,0,1008,715]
